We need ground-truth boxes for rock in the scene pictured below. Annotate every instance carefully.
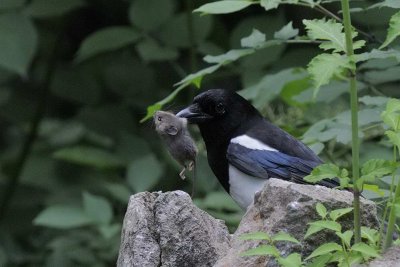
[362,246,400,267]
[117,191,231,267]
[214,178,379,267]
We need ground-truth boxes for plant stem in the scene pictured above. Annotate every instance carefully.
[340,0,361,243]
[0,30,62,221]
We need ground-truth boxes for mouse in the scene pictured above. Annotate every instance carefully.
[154,111,198,195]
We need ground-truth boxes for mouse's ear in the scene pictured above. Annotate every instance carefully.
[165,125,179,135]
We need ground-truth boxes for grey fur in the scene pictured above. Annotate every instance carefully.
[154,111,197,180]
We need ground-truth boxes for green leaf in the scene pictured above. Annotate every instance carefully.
[33,205,93,229]
[204,49,254,64]
[359,96,390,106]
[307,53,350,96]
[76,27,140,62]
[355,49,400,63]
[316,203,328,219]
[0,0,25,10]
[361,227,379,245]
[53,146,125,169]
[240,245,280,257]
[380,11,400,49]
[360,159,396,182]
[386,130,400,150]
[309,220,342,232]
[329,207,353,221]
[304,163,341,183]
[305,243,342,260]
[305,224,323,239]
[303,19,346,53]
[306,254,332,267]
[381,98,400,130]
[194,1,253,15]
[370,0,400,9]
[239,232,271,241]
[336,230,353,247]
[260,0,282,11]
[272,232,300,244]
[274,21,299,40]
[277,253,302,267]
[136,38,178,62]
[0,13,37,76]
[351,243,380,258]
[175,64,221,86]
[24,0,85,18]
[241,29,266,48]
[127,154,163,192]
[129,0,175,31]
[83,192,113,225]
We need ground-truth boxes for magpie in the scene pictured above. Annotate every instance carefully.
[176,89,338,210]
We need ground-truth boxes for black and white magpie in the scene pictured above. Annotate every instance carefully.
[177,89,338,210]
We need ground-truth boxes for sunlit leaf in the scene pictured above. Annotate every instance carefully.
[194,1,253,15]
[274,21,299,40]
[304,163,342,183]
[305,243,342,260]
[306,254,332,267]
[239,232,270,241]
[361,227,379,245]
[316,203,328,219]
[307,53,351,96]
[204,49,254,63]
[351,243,380,258]
[277,253,302,267]
[305,224,323,239]
[272,232,300,244]
[386,130,400,150]
[381,98,400,130]
[76,27,140,62]
[303,19,346,53]
[309,220,342,232]
[241,29,266,48]
[240,245,280,257]
[380,11,400,49]
[336,230,353,247]
[329,207,353,221]
[360,159,396,182]
[260,0,282,11]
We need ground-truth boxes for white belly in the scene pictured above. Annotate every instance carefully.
[228,164,268,210]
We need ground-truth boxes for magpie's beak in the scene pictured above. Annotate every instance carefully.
[176,103,212,123]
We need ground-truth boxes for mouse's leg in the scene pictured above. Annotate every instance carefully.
[179,167,186,180]
[188,161,194,171]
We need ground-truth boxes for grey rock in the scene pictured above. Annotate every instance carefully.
[214,178,379,267]
[117,191,230,267]
[361,246,400,267]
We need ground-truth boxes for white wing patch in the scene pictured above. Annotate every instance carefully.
[231,135,278,151]
[228,164,267,210]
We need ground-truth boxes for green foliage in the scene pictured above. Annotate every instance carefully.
[0,13,37,76]
[194,1,254,15]
[1,0,400,265]
[380,11,400,49]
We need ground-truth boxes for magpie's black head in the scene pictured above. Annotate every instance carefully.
[177,89,260,142]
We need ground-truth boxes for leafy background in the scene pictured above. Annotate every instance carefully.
[0,0,399,266]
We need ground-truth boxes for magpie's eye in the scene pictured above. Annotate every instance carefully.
[215,102,225,114]
[158,116,162,121]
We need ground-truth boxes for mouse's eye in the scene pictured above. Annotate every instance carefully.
[215,102,225,114]
[158,116,162,121]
